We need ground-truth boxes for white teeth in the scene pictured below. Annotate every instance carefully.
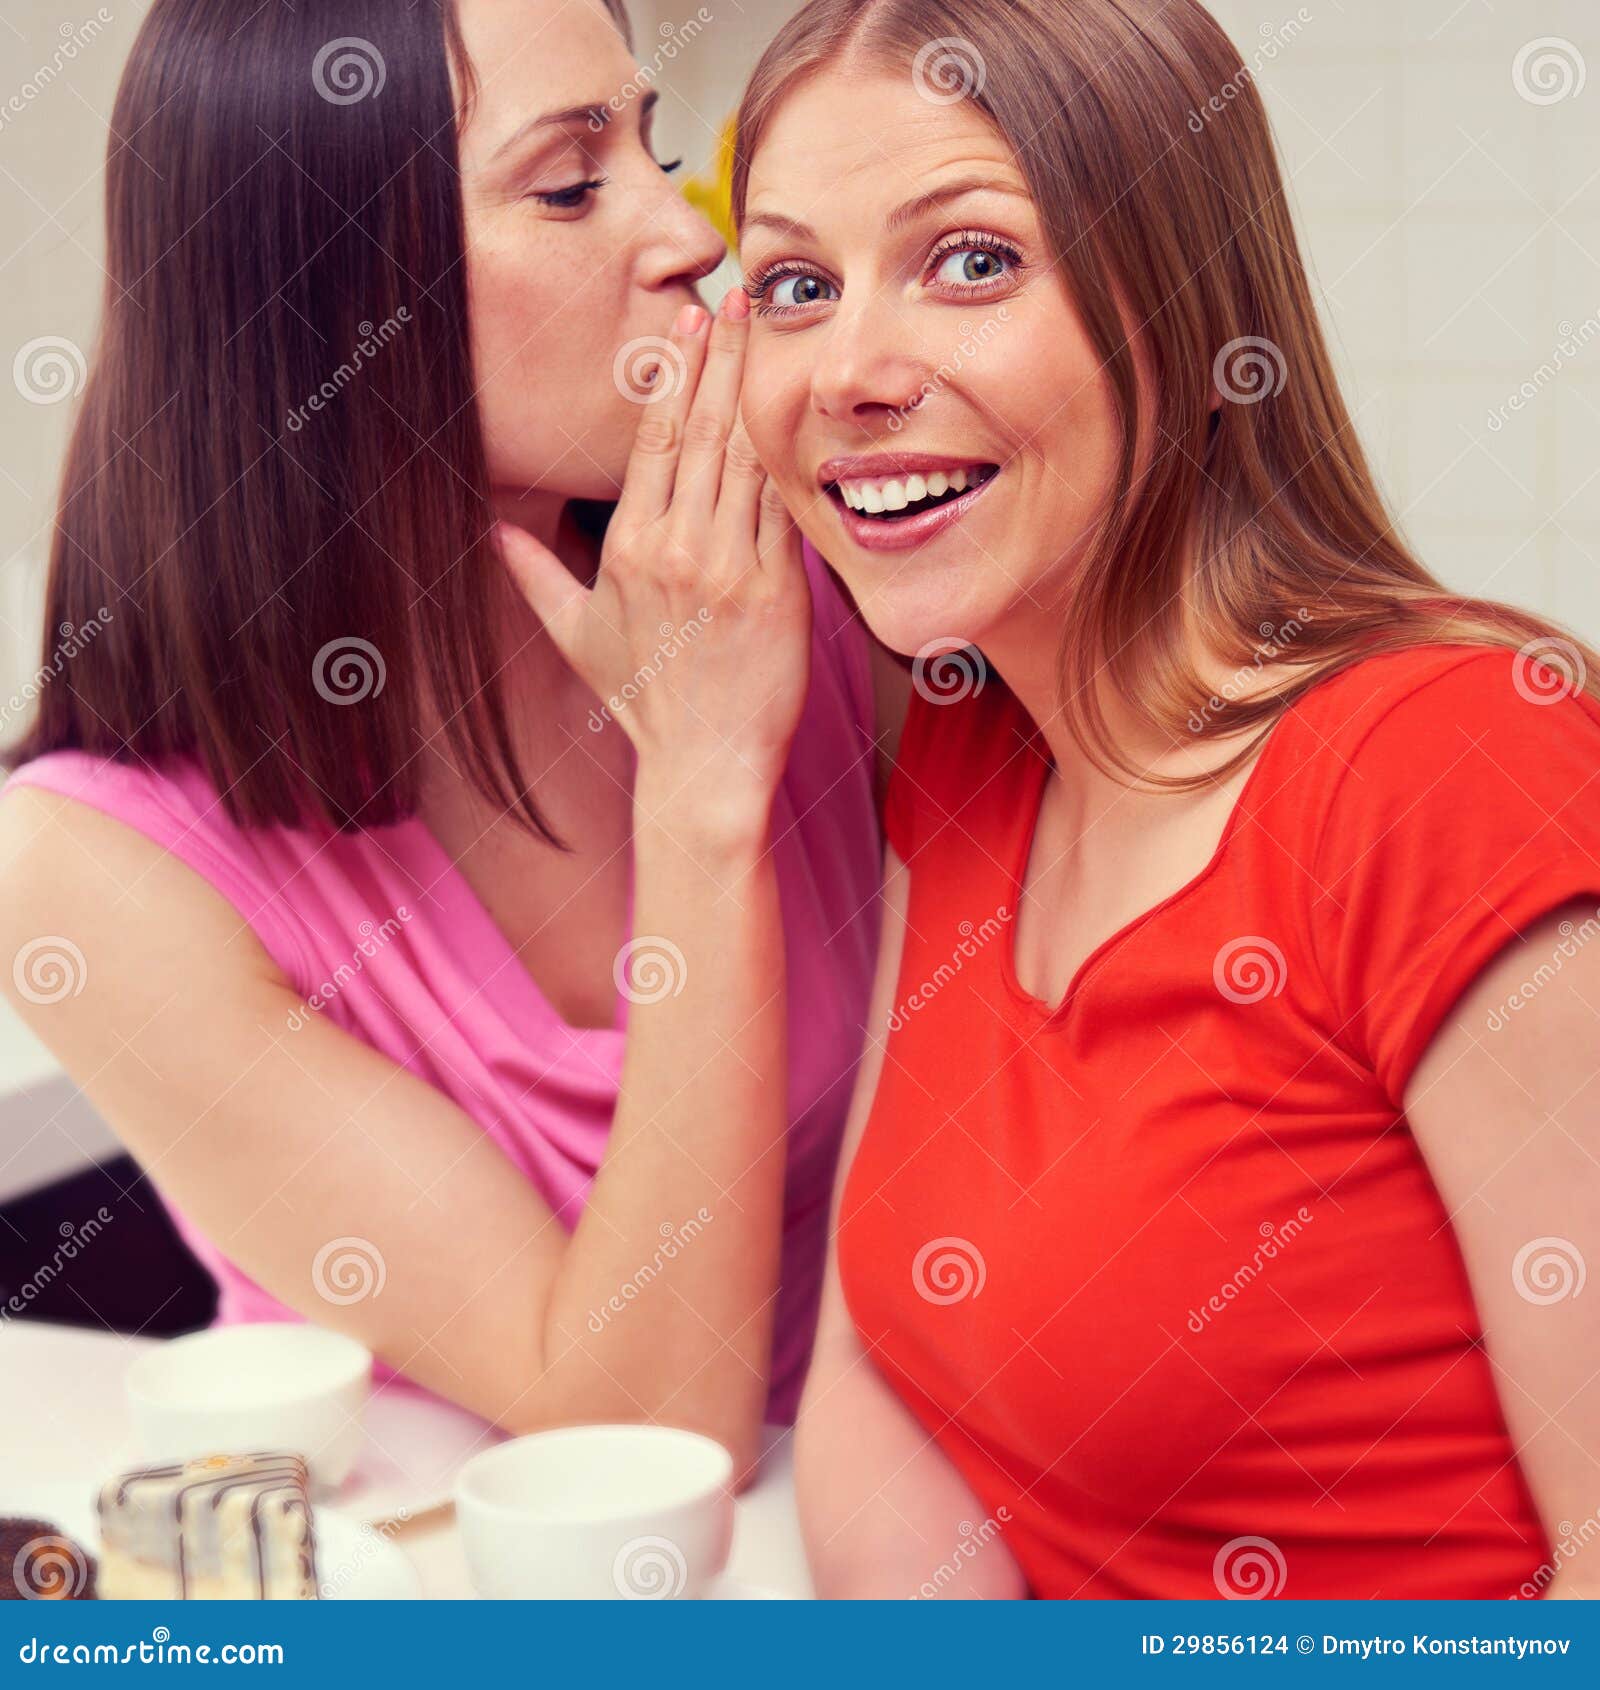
[832,462,991,513]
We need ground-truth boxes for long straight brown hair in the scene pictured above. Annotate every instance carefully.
[732,0,1599,784]
[14,0,629,837]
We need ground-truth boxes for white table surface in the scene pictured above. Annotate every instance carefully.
[0,1321,814,1599]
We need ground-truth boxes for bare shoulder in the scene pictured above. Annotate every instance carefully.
[0,782,284,1026]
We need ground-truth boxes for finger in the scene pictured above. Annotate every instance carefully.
[495,521,586,654]
[611,303,712,528]
[672,287,751,529]
[711,409,767,555]
[755,476,802,577]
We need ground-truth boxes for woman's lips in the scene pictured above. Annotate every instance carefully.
[825,465,1001,553]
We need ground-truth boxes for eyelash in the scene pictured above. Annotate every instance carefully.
[745,229,1025,316]
[530,157,683,210]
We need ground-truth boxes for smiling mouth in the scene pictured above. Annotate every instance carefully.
[823,462,1001,521]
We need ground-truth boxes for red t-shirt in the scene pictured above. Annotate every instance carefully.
[840,643,1600,1599]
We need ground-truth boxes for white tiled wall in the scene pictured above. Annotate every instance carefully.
[1204,0,1600,632]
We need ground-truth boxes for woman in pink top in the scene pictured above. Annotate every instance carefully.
[0,0,899,1470]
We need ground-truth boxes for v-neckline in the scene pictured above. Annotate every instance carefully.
[400,813,636,1043]
[998,700,1295,1025]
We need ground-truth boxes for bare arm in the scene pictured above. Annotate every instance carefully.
[1406,898,1600,1598]
[795,843,1028,1598]
[0,783,764,1478]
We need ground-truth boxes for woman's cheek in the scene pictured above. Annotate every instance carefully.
[740,343,805,485]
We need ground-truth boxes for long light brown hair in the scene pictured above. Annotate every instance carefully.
[731,0,1597,784]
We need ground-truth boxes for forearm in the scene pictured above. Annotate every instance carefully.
[524,773,787,1468]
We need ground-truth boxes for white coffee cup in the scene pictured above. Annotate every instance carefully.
[125,1324,371,1491]
[454,1424,735,1599]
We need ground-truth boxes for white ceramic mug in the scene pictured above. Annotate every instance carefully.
[125,1324,371,1492]
[453,1424,735,1599]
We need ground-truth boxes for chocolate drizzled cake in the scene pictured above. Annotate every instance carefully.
[95,1453,318,1599]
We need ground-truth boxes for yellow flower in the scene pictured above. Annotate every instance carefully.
[680,115,738,251]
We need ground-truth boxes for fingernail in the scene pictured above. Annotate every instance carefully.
[676,302,707,335]
[721,286,750,321]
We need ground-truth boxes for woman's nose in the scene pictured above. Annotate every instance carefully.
[638,182,727,295]
[809,303,928,428]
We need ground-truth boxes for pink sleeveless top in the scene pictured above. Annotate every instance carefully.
[6,540,882,1422]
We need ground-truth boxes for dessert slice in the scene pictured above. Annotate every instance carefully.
[96,1453,318,1599]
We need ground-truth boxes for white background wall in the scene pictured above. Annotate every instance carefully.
[2,0,1598,1176]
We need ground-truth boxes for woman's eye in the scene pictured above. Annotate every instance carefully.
[759,272,837,312]
[532,176,606,210]
[931,246,1013,287]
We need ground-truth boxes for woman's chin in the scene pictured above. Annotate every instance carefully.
[835,566,999,664]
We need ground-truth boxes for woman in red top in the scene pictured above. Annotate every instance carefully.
[731,0,1600,1598]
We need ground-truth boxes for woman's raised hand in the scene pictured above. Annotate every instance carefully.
[497,288,811,835]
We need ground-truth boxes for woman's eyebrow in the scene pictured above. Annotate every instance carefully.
[883,174,1029,232]
[490,87,660,163]
[743,173,1028,243]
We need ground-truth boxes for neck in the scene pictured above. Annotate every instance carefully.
[978,596,1260,824]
